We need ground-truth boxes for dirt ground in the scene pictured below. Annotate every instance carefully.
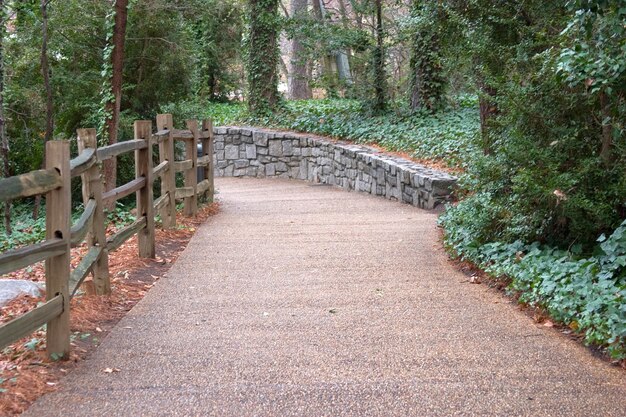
[0,202,219,416]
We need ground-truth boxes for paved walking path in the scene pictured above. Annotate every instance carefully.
[24,178,626,416]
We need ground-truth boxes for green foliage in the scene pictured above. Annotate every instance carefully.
[558,1,626,95]
[282,5,371,96]
[405,1,449,110]
[188,0,244,101]
[441,208,626,359]
[436,0,625,246]
[4,0,245,178]
[0,203,47,252]
[253,99,480,167]
[244,0,281,115]
[438,2,626,355]
[160,100,247,127]
[0,200,137,251]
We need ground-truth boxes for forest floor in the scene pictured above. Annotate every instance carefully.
[0,202,219,416]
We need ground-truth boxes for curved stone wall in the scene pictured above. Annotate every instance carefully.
[214,127,457,210]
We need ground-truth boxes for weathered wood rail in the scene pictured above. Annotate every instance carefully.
[0,114,215,359]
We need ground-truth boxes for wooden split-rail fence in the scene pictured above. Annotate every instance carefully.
[0,114,215,359]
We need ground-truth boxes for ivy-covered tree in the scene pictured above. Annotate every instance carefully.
[408,1,446,111]
[103,0,129,198]
[0,0,9,233]
[370,0,386,113]
[246,0,280,115]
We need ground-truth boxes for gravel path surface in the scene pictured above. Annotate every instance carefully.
[23,178,626,416]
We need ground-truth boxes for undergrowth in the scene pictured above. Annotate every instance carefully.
[0,202,137,252]
[163,98,480,169]
[440,199,626,360]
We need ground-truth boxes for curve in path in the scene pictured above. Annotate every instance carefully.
[24,178,626,416]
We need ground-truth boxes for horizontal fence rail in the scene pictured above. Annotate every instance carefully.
[0,169,62,202]
[0,114,215,357]
[0,295,64,350]
[0,238,67,276]
[96,139,147,161]
[69,148,96,178]
[70,199,97,247]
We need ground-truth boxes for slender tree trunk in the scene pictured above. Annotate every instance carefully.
[103,0,129,203]
[372,0,386,113]
[287,0,311,99]
[312,0,337,97]
[599,91,613,166]
[478,82,497,154]
[247,0,280,114]
[34,0,53,220]
[279,55,289,85]
[0,0,10,234]
[336,0,353,87]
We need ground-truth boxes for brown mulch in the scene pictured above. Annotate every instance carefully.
[0,202,219,416]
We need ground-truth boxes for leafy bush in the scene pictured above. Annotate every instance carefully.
[441,205,626,359]
[160,100,248,128]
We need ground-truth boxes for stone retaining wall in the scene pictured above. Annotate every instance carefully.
[213,127,457,209]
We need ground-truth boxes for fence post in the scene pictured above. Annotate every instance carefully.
[201,119,214,203]
[156,114,176,229]
[44,140,71,360]
[77,129,110,295]
[185,120,199,216]
[134,121,155,258]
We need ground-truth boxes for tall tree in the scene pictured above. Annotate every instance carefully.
[371,0,386,112]
[34,0,53,220]
[0,0,9,233]
[335,0,353,88]
[247,0,280,114]
[103,0,129,198]
[287,0,311,99]
[408,1,445,111]
[312,0,338,96]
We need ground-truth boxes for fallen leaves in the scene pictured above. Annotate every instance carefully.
[0,202,220,415]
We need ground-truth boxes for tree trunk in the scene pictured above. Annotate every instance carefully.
[335,51,352,86]
[0,0,10,234]
[478,81,497,155]
[34,0,53,220]
[372,0,386,113]
[335,0,353,87]
[247,0,280,114]
[104,0,129,203]
[599,91,613,166]
[408,8,443,111]
[312,0,337,97]
[287,0,311,99]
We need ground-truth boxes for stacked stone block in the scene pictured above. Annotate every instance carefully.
[214,127,457,210]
